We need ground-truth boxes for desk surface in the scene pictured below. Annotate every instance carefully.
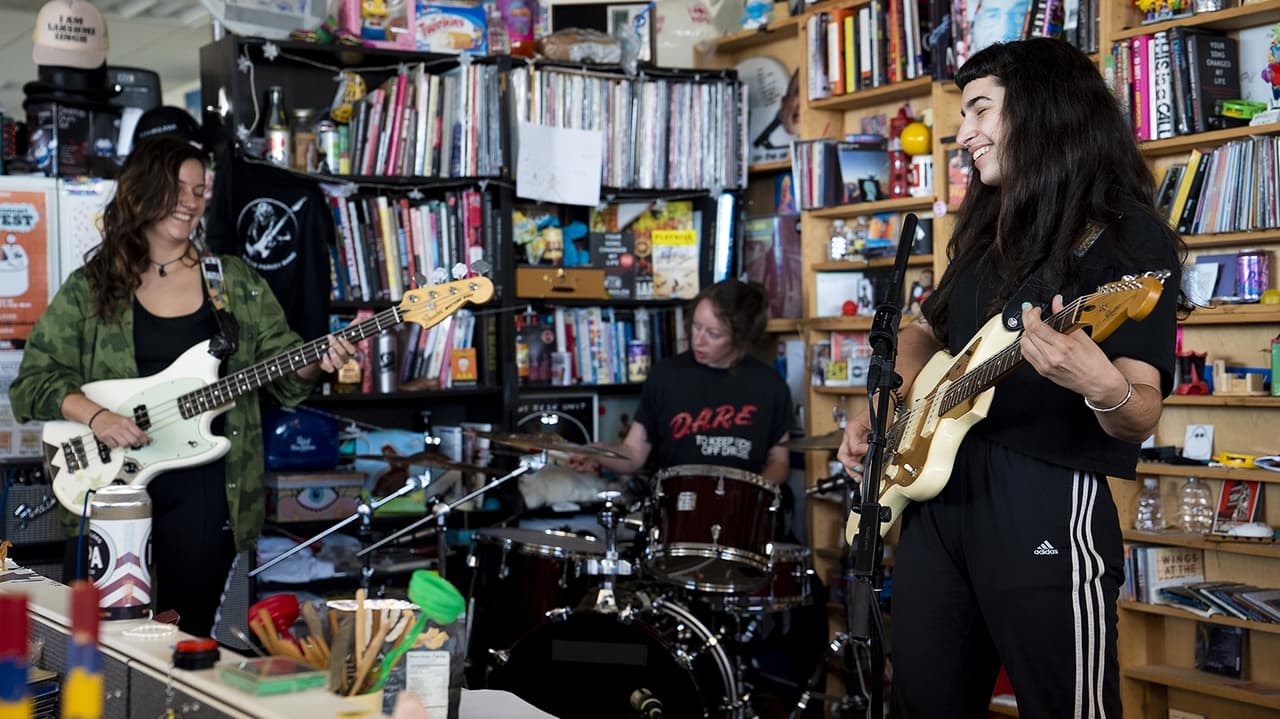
[1,560,555,719]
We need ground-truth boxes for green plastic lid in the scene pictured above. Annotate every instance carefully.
[409,569,465,625]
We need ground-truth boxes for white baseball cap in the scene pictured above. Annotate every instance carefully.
[33,0,108,70]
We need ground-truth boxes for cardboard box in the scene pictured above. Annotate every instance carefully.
[265,472,365,523]
[515,266,608,299]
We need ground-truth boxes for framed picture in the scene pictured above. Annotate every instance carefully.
[1212,479,1262,535]
[606,3,652,62]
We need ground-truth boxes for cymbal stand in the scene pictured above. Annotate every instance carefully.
[355,451,547,566]
[249,472,447,593]
[584,491,633,613]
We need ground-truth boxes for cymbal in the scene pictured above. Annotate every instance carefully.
[782,430,845,451]
[351,452,498,474]
[464,430,629,460]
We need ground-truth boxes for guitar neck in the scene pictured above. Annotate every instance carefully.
[937,297,1085,416]
[175,306,405,418]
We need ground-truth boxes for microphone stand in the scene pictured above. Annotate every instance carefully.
[355,452,547,564]
[850,212,919,719]
[249,472,449,593]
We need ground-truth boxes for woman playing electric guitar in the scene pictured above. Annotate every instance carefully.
[11,136,356,636]
[838,39,1189,717]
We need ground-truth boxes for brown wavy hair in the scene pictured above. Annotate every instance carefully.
[83,136,206,319]
[687,278,770,366]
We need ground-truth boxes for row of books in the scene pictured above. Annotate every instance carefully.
[946,0,1103,76]
[1155,136,1280,236]
[804,0,930,101]
[789,136,892,210]
[516,305,688,387]
[342,62,503,179]
[325,188,497,303]
[508,66,747,191]
[330,308,480,393]
[811,331,873,387]
[1123,544,1280,624]
[1106,29,1238,141]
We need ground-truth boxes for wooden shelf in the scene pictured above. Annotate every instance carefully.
[1136,462,1280,484]
[1180,303,1280,324]
[812,254,934,272]
[766,318,802,333]
[748,158,792,175]
[1119,600,1280,636]
[805,313,921,331]
[1184,229,1280,249]
[1163,395,1280,408]
[709,15,802,52]
[1122,529,1280,560]
[807,195,934,218]
[1123,664,1280,710]
[809,76,932,112]
[1137,121,1280,158]
[1112,0,1280,40]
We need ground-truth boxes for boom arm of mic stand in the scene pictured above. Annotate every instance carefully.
[356,453,546,559]
[249,473,441,578]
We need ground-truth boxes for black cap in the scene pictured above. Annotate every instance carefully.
[133,105,203,150]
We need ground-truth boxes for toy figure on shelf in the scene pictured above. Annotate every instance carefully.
[361,0,389,39]
[907,269,934,314]
[1133,0,1191,24]
[741,0,772,30]
[1176,349,1209,394]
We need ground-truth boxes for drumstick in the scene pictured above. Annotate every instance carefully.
[353,588,366,686]
[349,617,393,696]
[248,616,276,655]
[301,600,329,656]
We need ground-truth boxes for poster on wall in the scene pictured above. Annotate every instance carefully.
[737,56,799,166]
[0,185,56,342]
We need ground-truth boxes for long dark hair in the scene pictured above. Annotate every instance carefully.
[926,38,1186,344]
[83,137,206,319]
[688,278,769,365]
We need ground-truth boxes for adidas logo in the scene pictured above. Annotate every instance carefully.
[1033,540,1060,556]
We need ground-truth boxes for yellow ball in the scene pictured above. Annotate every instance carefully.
[900,121,931,156]
[1261,289,1280,305]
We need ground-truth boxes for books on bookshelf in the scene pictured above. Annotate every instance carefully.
[1211,479,1262,536]
[1194,622,1246,678]
[742,214,802,319]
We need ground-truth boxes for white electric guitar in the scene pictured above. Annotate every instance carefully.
[848,272,1170,543]
[45,277,495,516]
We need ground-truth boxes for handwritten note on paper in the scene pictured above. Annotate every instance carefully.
[516,122,604,207]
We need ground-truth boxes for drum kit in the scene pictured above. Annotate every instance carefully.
[457,433,820,719]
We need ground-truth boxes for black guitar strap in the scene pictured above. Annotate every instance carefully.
[1000,220,1110,332]
[199,254,240,359]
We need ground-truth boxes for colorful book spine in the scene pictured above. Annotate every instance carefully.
[0,594,30,719]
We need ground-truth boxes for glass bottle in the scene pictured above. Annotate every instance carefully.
[261,85,291,168]
[1177,476,1214,534]
[828,219,849,261]
[486,2,511,55]
[1133,477,1165,531]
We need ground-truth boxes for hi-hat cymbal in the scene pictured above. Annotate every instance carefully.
[464,430,628,460]
[351,452,497,474]
[782,430,845,451]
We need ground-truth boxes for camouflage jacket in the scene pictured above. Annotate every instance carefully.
[10,256,316,552]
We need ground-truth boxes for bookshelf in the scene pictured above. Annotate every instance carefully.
[1104,1,1280,714]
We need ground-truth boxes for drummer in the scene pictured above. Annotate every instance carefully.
[583,278,792,484]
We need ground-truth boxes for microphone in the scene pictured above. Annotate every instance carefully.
[806,467,854,496]
[630,688,664,718]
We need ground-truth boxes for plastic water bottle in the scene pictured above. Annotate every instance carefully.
[1177,476,1214,534]
[829,219,850,261]
[1133,478,1165,531]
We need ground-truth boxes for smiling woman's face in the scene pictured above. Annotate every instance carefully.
[957,75,1008,187]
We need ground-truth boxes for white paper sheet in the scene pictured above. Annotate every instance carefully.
[516,122,604,207]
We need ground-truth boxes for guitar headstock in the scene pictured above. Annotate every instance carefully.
[399,277,495,329]
[1066,271,1170,343]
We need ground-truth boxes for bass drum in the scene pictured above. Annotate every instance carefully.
[489,590,743,718]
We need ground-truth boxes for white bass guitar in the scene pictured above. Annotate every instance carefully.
[46,277,494,516]
[848,272,1170,543]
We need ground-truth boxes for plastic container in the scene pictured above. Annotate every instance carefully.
[1133,478,1165,531]
[1177,476,1214,535]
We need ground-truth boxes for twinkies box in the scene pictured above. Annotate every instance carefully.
[265,472,365,523]
[415,3,488,54]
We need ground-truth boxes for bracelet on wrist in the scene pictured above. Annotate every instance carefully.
[87,408,108,429]
[1084,382,1133,413]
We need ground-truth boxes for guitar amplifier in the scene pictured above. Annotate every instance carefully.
[3,483,65,546]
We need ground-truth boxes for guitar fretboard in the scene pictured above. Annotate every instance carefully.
[175,306,405,419]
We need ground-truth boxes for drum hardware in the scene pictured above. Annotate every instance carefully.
[249,470,454,592]
[781,406,849,452]
[584,491,633,580]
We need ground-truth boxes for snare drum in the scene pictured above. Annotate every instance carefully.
[467,528,603,654]
[721,543,813,613]
[646,464,778,594]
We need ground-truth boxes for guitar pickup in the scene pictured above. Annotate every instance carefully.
[96,439,111,464]
[133,405,151,431]
[62,437,89,472]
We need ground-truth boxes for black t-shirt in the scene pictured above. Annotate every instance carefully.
[206,149,332,340]
[636,351,792,474]
[923,210,1181,479]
